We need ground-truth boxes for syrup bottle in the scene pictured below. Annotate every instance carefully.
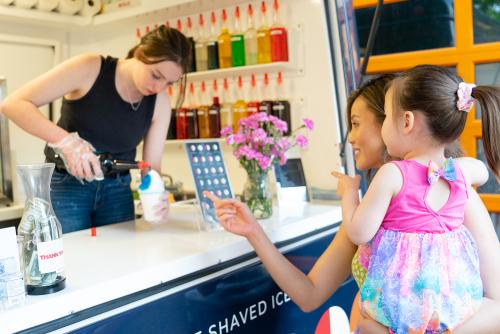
[220,78,234,131]
[257,1,272,64]
[197,81,211,138]
[99,154,151,175]
[231,6,246,67]
[209,80,221,138]
[272,72,291,136]
[259,73,273,115]
[270,0,288,62]
[207,11,220,70]
[244,4,258,66]
[178,19,196,73]
[166,85,177,140]
[218,9,232,69]
[186,83,199,139]
[247,74,260,115]
[195,14,208,72]
[232,76,248,132]
[176,83,188,139]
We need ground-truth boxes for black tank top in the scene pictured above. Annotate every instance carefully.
[45,56,157,161]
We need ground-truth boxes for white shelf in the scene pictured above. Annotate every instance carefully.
[0,0,194,27]
[186,62,296,82]
[0,5,91,27]
[166,138,225,145]
[93,0,196,25]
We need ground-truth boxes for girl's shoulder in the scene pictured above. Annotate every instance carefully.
[454,157,489,187]
[370,162,404,196]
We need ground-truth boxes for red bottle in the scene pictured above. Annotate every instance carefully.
[176,108,188,139]
[175,84,188,139]
[270,0,288,62]
[166,85,177,140]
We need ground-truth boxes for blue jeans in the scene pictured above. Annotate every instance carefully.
[50,170,135,233]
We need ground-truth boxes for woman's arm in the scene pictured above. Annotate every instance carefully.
[454,298,500,334]
[142,91,170,172]
[1,53,101,144]
[455,157,489,187]
[204,192,358,312]
[463,188,500,300]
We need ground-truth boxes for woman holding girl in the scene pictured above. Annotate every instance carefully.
[334,65,500,333]
[205,70,500,333]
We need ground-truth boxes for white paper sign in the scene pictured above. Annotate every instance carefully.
[37,239,64,273]
[0,227,20,274]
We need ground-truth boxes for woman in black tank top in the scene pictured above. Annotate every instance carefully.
[1,25,191,233]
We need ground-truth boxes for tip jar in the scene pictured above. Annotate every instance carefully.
[17,163,65,295]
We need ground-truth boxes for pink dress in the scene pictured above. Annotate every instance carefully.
[360,160,482,334]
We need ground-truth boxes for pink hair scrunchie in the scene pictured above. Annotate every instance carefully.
[456,82,476,112]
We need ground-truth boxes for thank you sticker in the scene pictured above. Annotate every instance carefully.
[37,239,64,273]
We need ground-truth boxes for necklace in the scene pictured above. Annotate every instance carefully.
[124,84,143,111]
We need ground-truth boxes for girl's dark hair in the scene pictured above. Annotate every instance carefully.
[390,65,500,176]
[127,25,192,109]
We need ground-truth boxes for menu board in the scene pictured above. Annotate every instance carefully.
[185,141,233,228]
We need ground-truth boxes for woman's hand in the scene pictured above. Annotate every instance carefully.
[331,171,361,198]
[203,191,259,237]
[152,191,171,222]
[49,132,103,182]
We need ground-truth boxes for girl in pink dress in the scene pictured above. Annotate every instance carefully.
[335,65,500,333]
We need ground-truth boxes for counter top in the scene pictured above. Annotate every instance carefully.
[1,202,341,333]
[0,205,23,222]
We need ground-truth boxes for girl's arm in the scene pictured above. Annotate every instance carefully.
[335,163,401,245]
[204,192,357,312]
[142,91,171,172]
[1,53,101,144]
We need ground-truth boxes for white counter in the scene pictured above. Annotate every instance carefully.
[0,205,23,222]
[1,202,342,333]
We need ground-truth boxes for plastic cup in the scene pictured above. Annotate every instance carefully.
[140,192,165,223]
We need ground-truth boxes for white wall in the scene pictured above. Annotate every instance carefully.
[0,22,67,204]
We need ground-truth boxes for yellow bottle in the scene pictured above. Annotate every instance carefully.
[232,76,248,132]
[218,9,232,69]
[257,1,272,64]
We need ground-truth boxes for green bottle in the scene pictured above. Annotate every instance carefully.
[231,6,246,67]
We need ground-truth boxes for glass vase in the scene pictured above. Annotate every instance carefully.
[242,170,273,219]
[17,163,66,295]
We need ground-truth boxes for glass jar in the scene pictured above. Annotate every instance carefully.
[17,163,66,295]
[242,170,273,219]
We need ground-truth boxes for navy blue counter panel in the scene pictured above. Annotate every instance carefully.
[68,231,358,334]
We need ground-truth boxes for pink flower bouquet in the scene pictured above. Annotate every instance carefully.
[221,112,314,218]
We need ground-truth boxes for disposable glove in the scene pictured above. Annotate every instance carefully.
[48,132,104,182]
